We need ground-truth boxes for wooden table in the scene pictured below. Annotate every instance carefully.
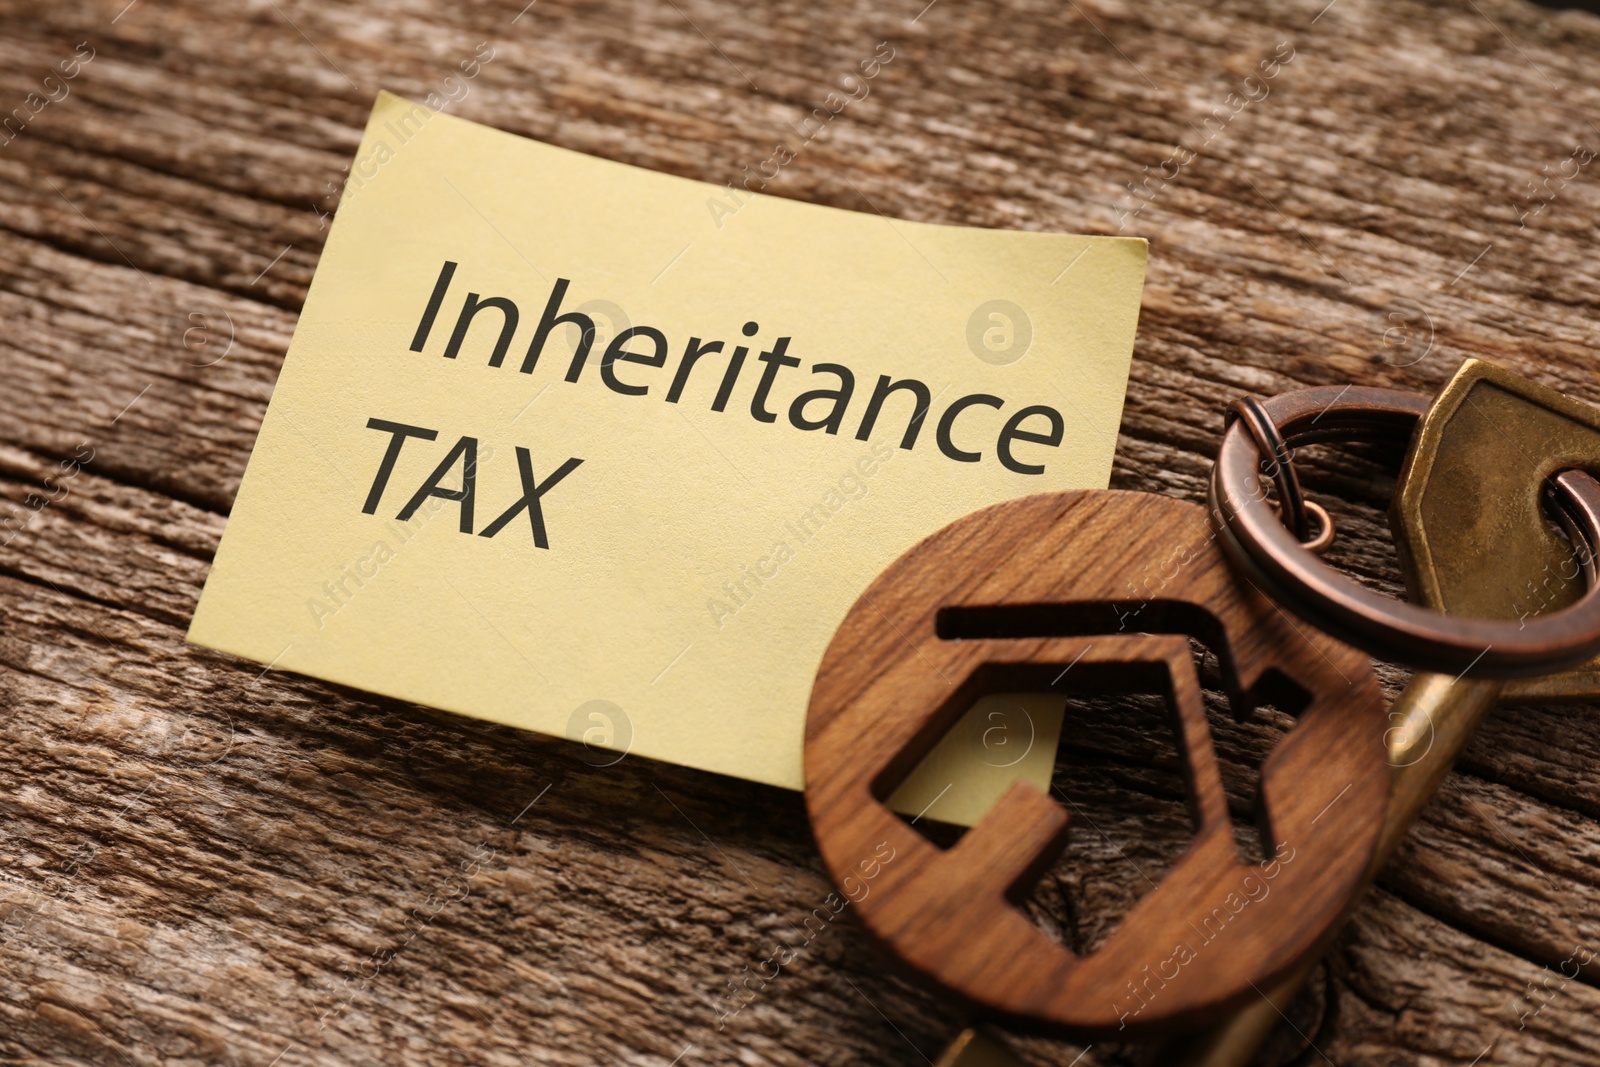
[4,1,1600,1064]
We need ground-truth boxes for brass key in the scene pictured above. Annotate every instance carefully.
[1164,359,1600,1066]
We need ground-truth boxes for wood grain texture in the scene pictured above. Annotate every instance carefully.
[4,0,1600,1064]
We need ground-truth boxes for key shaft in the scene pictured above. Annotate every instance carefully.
[1154,673,1502,1066]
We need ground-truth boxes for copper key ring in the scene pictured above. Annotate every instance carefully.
[1209,385,1600,678]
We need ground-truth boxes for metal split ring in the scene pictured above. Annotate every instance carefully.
[1300,500,1334,554]
[1209,385,1600,678]
[1229,395,1313,543]
[1228,395,1336,552]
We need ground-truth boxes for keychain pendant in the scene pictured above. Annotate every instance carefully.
[804,490,1389,1038]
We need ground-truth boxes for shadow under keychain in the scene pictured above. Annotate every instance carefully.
[799,360,1600,1056]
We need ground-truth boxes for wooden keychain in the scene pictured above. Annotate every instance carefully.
[803,489,1390,1039]
[800,368,1600,1059]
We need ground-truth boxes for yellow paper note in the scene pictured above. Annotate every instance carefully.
[188,93,1146,823]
